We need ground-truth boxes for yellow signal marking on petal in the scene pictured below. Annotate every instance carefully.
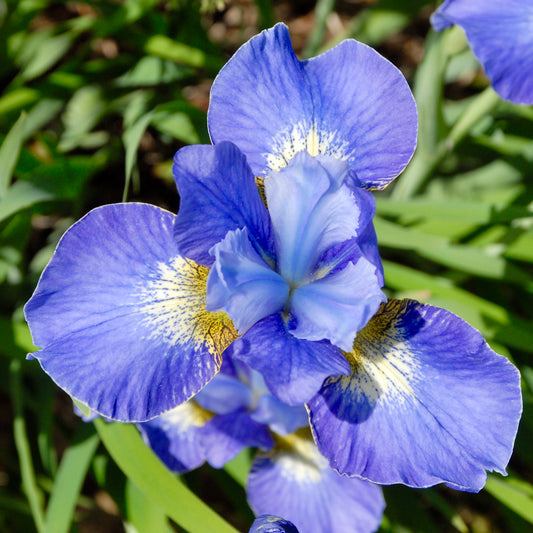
[265,122,351,172]
[158,400,213,431]
[338,299,419,405]
[268,429,326,483]
[138,256,237,364]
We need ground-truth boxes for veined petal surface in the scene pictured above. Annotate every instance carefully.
[229,314,350,405]
[247,432,385,533]
[431,0,533,104]
[25,204,237,421]
[173,142,273,267]
[208,23,417,189]
[308,299,522,491]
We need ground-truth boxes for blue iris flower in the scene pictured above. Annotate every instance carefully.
[203,23,523,492]
[138,358,385,533]
[24,23,522,494]
[431,0,533,104]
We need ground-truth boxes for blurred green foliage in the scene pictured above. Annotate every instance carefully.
[0,0,532,532]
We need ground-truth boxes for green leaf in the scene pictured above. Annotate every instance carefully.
[302,0,336,58]
[17,31,74,81]
[505,231,533,262]
[376,198,533,225]
[125,479,171,533]
[223,449,251,487]
[122,111,154,201]
[0,181,55,223]
[383,260,533,352]
[151,110,200,144]
[485,476,533,524]
[58,86,106,152]
[144,35,223,71]
[375,217,532,286]
[10,359,45,533]
[0,88,39,115]
[43,424,100,533]
[94,420,240,533]
[0,112,27,198]
[115,57,191,87]
[0,317,36,360]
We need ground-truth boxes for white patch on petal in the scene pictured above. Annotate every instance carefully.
[137,256,236,360]
[342,300,420,406]
[265,122,351,172]
[274,433,328,483]
[158,401,212,431]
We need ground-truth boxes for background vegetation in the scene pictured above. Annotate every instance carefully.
[0,0,532,531]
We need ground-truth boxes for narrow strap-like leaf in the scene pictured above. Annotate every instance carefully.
[94,419,240,533]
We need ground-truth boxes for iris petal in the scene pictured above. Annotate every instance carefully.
[431,0,533,104]
[138,401,212,473]
[264,152,359,285]
[290,258,386,351]
[247,432,385,533]
[173,142,273,267]
[208,23,417,189]
[206,227,289,334]
[229,314,350,405]
[202,409,274,468]
[25,204,237,421]
[308,299,522,491]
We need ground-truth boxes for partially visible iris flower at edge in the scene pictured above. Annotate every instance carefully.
[136,357,385,533]
[249,516,299,533]
[431,0,533,105]
[25,21,521,501]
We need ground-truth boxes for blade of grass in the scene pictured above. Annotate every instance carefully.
[302,0,336,58]
[223,449,251,487]
[125,479,170,533]
[122,111,154,202]
[10,358,45,533]
[0,112,27,198]
[94,419,240,533]
[485,476,533,524]
[43,424,100,533]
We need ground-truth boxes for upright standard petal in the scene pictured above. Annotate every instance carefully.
[308,299,522,491]
[250,516,299,533]
[431,0,533,105]
[173,142,273,267]
[229,314,350,406]
[247,432,385,533]
[208,23,417,189]
[25,204,237,421]
[264,153,359,285]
